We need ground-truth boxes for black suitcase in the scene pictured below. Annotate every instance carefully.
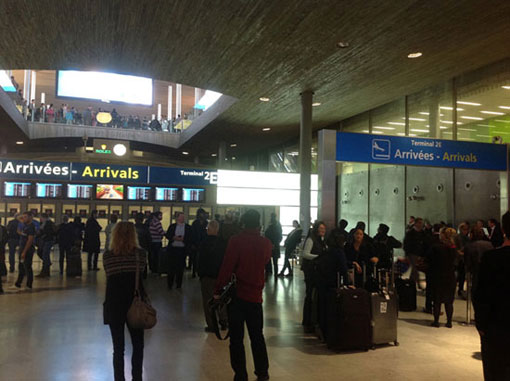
[158,247,169,274]
[66,246,82,277]
[395,277,417,311]
[326,283,371,351]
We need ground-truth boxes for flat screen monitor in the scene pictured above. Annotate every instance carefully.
[155,187,179,202]
[182,188,205,202]
[96,184,124,200]
[36,183,63,198]
[56,70,153,105]
[67,184,94,200]
[127,186,152,201]
[4,182,31,197]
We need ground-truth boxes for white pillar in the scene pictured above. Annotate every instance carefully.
[23,70,31,101]
[167,85,173,120]
[41,92,46,104]
[157,103,162,121]
[299,90,313,237]
[30,71,36,104]
[176,84,182,118]
[194,87,200,116]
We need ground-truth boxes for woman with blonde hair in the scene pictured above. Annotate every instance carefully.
[103,221,147,381]
[427,227,458,328]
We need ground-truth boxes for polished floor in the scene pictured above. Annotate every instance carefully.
[0,253,483,381]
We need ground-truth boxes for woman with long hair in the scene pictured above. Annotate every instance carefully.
[428,227,458,328]
[301,221,327,333]
[103,222,147,381]
[344,228,378,288]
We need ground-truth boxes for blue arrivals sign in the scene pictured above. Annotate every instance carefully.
[149,167,217,186]
[336,132,508,171]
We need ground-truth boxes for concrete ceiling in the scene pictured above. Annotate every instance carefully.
[1,0,510,159]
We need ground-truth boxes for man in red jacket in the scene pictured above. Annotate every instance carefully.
[215,209,272,381]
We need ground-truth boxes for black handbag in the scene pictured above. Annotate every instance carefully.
[208,274,236,340]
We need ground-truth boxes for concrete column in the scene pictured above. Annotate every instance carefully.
[218,141,227,168]
[41,92,46,104]
[167,85,173,121]
[299,90,313,237]
[23,70,31,104]
[318,129,337,230]
[429,96,440,138]
[176,84,182,119]
[30,71,36,105]
[194,88,200,117]
[157,103,162,121]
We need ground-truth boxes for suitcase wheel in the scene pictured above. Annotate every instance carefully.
[394,341,399,346]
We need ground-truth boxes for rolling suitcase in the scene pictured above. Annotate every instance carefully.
[326,274,371,351]
[66,245,82,277]
[395,277,417,311]
[370,269,399,347]
[158,246,169,274]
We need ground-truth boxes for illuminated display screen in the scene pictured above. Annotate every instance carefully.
[96,184,124,200]
[56,70,153,105]
[4,182,31,197]
[36,183,63,198]
[127,186,152,201]
[155,187,179,201]
[0,70,16,92]
[67,184,93,199]
[182,188,205,202]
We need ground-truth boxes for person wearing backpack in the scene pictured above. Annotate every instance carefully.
[7,215,20,273]
[372,224,402,270]
[37,213,57,278]
[0,222,8,288]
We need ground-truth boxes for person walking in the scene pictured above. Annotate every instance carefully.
[487,218,504,248]
[474,211,510,380]
[301,221,328,333]
[57,215,75,275]
[0,222,8,287]
[37,213,57,277]
[165,212,192,289]
[264,213,283,277]
[197,220,228,332]
[149,212,165,274]
[428,227,458,328]
[191,208,208,278]
[10,212,36,291]
[278,220,302,277]
[103,222,147,381]
[105,214,119,252]
[134,213,151,254]
[214,209,272,381]
[403,217,428,285]
[465,226,493,305]
[6,215,20,273]
[84,211,102,271]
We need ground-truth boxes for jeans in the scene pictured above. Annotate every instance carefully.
[8,239,18,272]
[481,330,510,380]
[59,244,72,274]
[228,298,269,381]
[87,251,100,270]
[201,277,227,328]
[41,240,54,272]
[109,322,144,381]
[149,242,162,273]
[16,248,34,288]
[168,247,186,288]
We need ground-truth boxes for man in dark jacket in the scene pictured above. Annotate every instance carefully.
[487,218,504,248]
[372,224,402,270]
[474,211,510,380]
[57,215,75,275]
[191,208,208,278]
[135,213,151,253]
[165,212,192,289]
[37,213,57,278]
[6,215,19,273]
[215,209,272,381]
[329,219,348,246]
[404,217,428,284]
[219,211,242,243]
[84,211,102,271]
[264,213,282,277]
[197,220,227,332]
[0,222,8,291]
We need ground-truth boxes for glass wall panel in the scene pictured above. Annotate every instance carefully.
[371,98,405,136]
[341,112,369,133]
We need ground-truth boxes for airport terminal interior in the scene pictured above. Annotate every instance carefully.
[1,1,510,380]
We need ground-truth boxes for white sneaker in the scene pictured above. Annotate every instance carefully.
[7,285,21,291]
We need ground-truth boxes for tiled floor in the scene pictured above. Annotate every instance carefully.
[0,256,483,380]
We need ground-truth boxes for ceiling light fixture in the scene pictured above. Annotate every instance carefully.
[336,41,350,48]
[397,133,406,136]
[407,52,422,58]
[457,101,482,106]
[312,102,321,107]
[410,129,430,133]
[441,120,463,125]
[477,124,493,127]
[476,135,492,138]
[388,122,405,126]
[458,137,475,141]
[230,143,237,147]
[262,127,271,131]
[16,141,23,145]
[440,106,464,111]
[461,116,484,120]
[408,117,426,121]
[502,86,510,90]
[182,151,189,155]
[419,112,430,115]
[458,128,477,132]
[259,97,270,102]
[211,153,217,157]
[481,110,505,115]
[440,126,448,130]
[373,126,396,130]
[495,119,510,123]
[498,106,510,110]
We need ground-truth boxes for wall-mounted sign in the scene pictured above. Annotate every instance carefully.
[70,162,148,183]
[0,159,70,180]
[150,167,217,186]
[95,144,112,155]
[336,132,508,171]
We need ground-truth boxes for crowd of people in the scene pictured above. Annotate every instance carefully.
[0,208,508,380]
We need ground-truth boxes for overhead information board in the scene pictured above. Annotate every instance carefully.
[336,132,507,171]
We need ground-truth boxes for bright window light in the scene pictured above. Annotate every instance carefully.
[217,170,318,190]
[0,70,16,92]
[195,90,222,111]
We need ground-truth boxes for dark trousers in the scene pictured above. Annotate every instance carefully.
[228,298,269,381]
[280,247,293,275]
[168,246,186,288]
[425,271,433,311]
[433,300,453,324]
[16,248,34,288]
[87,251,100,270]
[481,331,510,380]
[302,267,316,327]
[457,259,465,293]
[59,244,72,274]
[149,242,161,273]
[109,322,144,381]
[8,238,18,272]
[189,247,198,276]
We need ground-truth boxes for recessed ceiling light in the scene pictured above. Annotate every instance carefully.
[407,52,422,58]
[230,143,237,147]
[408,117,426,121]
[182,151,189,155]
[498,106,510,110]
[373,126,395,130]
[211,153,217,157]
[388,122,405,126]
[259,97,270,102]
[419,112,430,115]
[476,134,492,138]
[477,124,493,127]
[262,128,271,131]
[312,102,321,107]
[232,157,236,160]
[16,141,23,145]
[495,119,510,123]
[457,101,481,106]
[440,126,448,129]
[372,131,384,134]
[440,106,464,111]
[410,129,430,133]
[502,86,510,90]
[440,120,463,125]
[336,41,350,48]
[481,110,505,115]
[461,116,484,120]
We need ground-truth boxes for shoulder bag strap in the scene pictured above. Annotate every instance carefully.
[134,250,140,295]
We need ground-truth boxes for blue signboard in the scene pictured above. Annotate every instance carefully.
[336,132,507,171]
[150,167,217,186]
[0,159,71,180]
[70,163,149,183]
